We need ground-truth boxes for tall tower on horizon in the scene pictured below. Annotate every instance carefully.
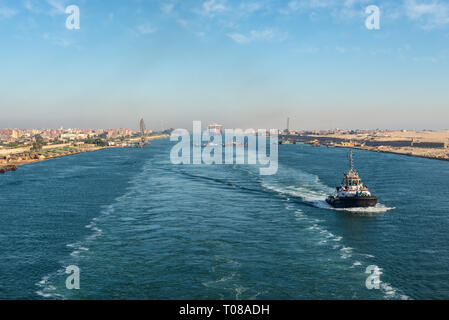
[284,117,290,134]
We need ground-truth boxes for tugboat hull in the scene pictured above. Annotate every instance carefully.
[326,196,378,208]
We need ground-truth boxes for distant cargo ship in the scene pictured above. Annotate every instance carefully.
[279,139,295,145]
[208,123,223,135]
[326,150,378,208]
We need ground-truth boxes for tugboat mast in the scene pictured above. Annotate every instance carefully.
[348,149,354,172]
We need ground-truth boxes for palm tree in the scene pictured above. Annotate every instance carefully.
[31,135,44,152]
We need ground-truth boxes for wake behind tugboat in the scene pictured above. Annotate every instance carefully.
[326,150,378,208]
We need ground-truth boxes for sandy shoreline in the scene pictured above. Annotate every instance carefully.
[1,135,168,169]
[331,144,449,162]
[284,130,449,162]
[11,147,107,167]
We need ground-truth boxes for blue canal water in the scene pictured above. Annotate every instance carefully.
[1,139,449,299]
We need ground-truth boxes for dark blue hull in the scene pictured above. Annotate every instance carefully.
[326,196,378,208]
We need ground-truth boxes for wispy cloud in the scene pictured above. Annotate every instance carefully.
[161,2,175,14]
[404,0,449,28]
[294,44,321,54]
[24,0,64,15]
[137,23,158,35]
[0,6,16,19]
[195,0,227,17]
[227,32,250,43]
[239,2,264,13]
[282,0,375,20]
[343,0,372,8]
[42,32,72,47]
[177,18,189,27]
[412,55,438,63]
[227,28,287,43]
[24,0,39,13]
[281,0,335,14]
[46,0,68,15]
[335,46,361,54]
[336,46,346,54]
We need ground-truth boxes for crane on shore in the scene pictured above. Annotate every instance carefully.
[139,118,148,148]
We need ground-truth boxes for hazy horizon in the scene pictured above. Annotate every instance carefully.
[2,123,449,132]
[1,0,448,131]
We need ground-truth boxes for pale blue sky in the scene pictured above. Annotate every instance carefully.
[0,0,448,130]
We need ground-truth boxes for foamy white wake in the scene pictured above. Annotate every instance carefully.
[292,207,408,300]
[35,162,153,299]
[262,166,406,299]
[260,166,394,214]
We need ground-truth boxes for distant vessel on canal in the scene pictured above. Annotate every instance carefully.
[0,165,17,174]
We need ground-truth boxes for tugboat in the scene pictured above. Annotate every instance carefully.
[326,150,377,208]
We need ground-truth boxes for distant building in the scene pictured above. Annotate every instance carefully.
[61,133,88,141]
